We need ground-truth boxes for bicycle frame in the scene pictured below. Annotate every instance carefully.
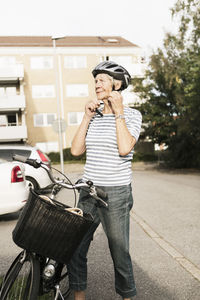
[39,254,70,299]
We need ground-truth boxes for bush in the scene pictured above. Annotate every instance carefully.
[132,152,158,162]
[48,148,86,163]
[48,148,158,164]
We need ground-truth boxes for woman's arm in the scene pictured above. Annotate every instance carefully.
[115,117,136,156]
[108,91,141,156]
[71,114,91,156]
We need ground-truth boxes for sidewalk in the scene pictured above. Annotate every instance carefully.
[130,212,200,300]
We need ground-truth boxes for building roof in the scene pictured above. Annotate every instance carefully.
[0,36,139,48]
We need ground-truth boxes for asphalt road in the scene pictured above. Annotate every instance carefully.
[0,167,200,299]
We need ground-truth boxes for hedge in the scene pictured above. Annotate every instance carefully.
[48,148,86,163]
[48,148,157,163]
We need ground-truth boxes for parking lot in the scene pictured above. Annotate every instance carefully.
[0,164,200,299]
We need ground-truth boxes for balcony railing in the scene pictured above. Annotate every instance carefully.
[0,124,27,142]
[0,63,24,82]
[0,95,26,111]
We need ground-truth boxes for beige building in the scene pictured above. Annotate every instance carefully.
[0,36,145,153]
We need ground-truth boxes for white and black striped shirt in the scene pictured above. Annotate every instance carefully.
[83,107,142,186]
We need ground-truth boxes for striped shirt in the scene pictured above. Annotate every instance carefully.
[83,106,142,186]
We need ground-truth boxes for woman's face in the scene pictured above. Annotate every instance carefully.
[95,73,113,100]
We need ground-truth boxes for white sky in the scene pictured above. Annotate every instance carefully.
[0,0,178,56]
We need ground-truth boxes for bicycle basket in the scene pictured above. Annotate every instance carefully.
[12,189,94,264]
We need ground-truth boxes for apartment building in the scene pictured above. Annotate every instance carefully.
[0,36,145,153]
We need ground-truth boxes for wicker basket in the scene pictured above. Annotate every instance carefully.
[12,189,93,264]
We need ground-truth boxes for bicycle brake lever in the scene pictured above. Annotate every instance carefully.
[89,190,108,208]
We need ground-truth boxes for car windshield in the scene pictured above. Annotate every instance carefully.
[0,149,31,162]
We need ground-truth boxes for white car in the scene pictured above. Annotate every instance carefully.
[0,144,52,190]
[0,159,29,215]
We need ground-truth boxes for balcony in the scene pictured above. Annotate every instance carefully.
[0,124,27,142]
[127,63,146,78]
[0,64,24,83]
[0,95,26,111]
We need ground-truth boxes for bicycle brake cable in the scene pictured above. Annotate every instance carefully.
[50,166,77,207]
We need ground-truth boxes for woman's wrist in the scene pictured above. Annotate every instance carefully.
[83,113,92,123]
[114,108,124,117]
[115,114,125,120]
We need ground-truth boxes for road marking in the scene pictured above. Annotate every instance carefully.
[131,210,200,282]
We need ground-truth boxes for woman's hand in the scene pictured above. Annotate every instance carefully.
[85,99,101,118]
[108,91,123,115]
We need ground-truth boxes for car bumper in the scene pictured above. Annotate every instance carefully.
[0,191,29,215]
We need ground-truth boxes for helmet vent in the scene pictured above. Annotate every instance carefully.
[115,68,124,72]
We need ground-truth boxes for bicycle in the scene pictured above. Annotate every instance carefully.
[0,155,108,300]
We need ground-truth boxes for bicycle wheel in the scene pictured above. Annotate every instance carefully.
[0,251,40,300]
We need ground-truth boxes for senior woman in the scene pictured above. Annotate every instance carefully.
[68,61,142,300]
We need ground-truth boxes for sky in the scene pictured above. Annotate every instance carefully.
[0,0,179,56]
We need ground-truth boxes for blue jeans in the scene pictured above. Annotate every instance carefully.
[67,184,136,298]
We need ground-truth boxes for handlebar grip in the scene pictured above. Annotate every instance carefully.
[13,154,28,163]
[96,187,107,199]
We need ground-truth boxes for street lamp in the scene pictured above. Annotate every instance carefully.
[52,35,66,174]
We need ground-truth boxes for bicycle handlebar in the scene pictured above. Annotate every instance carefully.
[13,154,108,207]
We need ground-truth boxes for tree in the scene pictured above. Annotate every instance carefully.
[132,0,200,168]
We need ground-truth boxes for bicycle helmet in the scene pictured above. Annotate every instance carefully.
[92,61,131,90]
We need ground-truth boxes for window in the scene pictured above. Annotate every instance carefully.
[66,84,88,97]
[0,56,16,65]
[30,56,53,69]
[0,115,7,126]
[36,142,59,153]
[68,112,84,125]
[0,114,17,126]
[0,149,31,161]
[0,87,17,96]
[47,114,55,125]
[0,88,5,96]
[8,114,17,125]
[6,87,16,96]
[34,113,56,127]
[64,56,87,69]
[32,85,55,98]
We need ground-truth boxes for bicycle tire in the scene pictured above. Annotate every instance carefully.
[0,251,40,300]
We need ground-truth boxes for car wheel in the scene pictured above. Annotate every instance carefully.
[25,176,39,190]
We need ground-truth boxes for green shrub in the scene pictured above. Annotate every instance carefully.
[132,152,158,162]
[48,148,158,164]
[48,148,86,163]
